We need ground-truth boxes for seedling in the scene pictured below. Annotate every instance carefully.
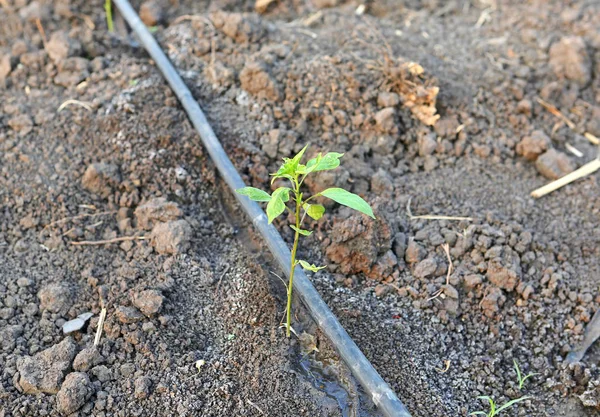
[514,359,538,390]
[469,395,531,417]
[236,145,374,337]
[104,0,114,33]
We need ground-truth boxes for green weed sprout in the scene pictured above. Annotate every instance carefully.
[470,395,531,417]
[104,0,114,33]
[514,359,538,390]
[236,145,375,337]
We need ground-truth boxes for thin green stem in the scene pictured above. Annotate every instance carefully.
[105,0,114,33]
[286,179,302,337]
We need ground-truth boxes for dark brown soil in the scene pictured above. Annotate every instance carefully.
[1,0,600,416]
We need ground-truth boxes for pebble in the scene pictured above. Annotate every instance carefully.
[132,289,164,317]
[115,305,145,324]
[62,312,94,334]
[38,283,73,314]
[56,372,95,415]
[81,163,121,198]
[516,130,550,161]
[135,198,183,230]
[549,36,592,86]
[134,376,152,399]
[17,337,77,394]
[73,347,103,372]
[151,219,192,255]
[413,258,438,279]
[535,149,575,180]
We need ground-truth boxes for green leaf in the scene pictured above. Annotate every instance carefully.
[495,396,531,414]
[298,260,326,272]
[320,188,375,219]
[305,152,343,173]
[236,187,271,202]
[304,203,325,220]
[290,225,312,236]
[266,187,290,224]
[271,144,309,182]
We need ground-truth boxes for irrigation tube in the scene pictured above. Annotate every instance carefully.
[112,1,411,415]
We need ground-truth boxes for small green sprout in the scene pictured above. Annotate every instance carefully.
[514,359,538,390]
[105,0,114,33]
[470,395,531,417]
[236,145,375,337]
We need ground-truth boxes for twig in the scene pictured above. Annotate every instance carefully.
[214,264,231,296]
[565,143,583,158]
[585,132,600,145]
[70,235,148,245]
[247,399,265,415]
[44,210,115,230]
[35,18,47,48]
[435,359,451,373]
[407,197,473,221]
[58,99,93,112]
[536,97,575,129]
[94,308,107,347]
[531,158,600,198]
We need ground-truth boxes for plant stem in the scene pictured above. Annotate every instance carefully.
[286,187,302,337]
[105,0,114,33]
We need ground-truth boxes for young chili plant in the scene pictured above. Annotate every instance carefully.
[236,145,375,337]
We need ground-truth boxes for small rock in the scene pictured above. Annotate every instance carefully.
[134,198,182,230]
[413,258,437,279]
[1,325,23,351]
[370,169,393,194]
[19,214,39,229]
[46,31,81,64]
[132,289,164,317]
[115,305,145,324]
[549,36,592,86]
[418,133,437,156]
[239,61,281,101]
[17,337,77,394]
[56,372,94,415]
[18,1,50,22]
[151,219,192,255]
[516,130,551,161]
[134,376,152,399]
[8,114,33,136]
[377,92,400,108]
[443,285,459,299]
[480,287,506,318]
[119,363,135,377]
[516,99,532,116]
[82,163,121,198]
[405,240,426,264]
[91,365,112,382]
[374,284,390,298]
[73,347,103,372]
[374,107,396,133]
[54,57,89,87]
[535,149,575,180]
[464,274,483,289]
[62,312,94,334]
[139,1,163,26]
[38,283,73,314]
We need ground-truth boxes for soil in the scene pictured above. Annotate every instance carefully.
[1,0,599,416]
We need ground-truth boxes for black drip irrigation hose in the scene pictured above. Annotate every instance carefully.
[112,1,412,415]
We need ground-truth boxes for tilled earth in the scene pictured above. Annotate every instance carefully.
[1,0,600,416]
